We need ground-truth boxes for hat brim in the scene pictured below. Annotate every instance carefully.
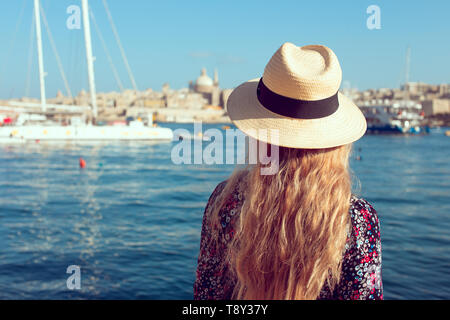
[226,78,367,149]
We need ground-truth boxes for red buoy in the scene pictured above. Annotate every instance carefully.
[79,158,86,168]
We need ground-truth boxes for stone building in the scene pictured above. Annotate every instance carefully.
[422,99,450,116]
[439,84,450,97]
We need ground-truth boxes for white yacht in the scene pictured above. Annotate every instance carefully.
[0,0,173,143]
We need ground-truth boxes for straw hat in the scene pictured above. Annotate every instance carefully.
[226,42,367,149]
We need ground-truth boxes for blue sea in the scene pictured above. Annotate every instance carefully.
[0,123,449,299]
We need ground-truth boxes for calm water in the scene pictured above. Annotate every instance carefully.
[0,123,449,299]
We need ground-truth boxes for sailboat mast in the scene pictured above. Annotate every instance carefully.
[33,0,46,112]
[81,0,97,122]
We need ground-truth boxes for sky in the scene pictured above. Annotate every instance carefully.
[0,0,449,100]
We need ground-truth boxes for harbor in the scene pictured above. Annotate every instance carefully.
[0,0,449,302]
[1,123,449,299]
[0,1,449,139]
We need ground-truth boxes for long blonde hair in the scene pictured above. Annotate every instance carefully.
[210,144,353,300]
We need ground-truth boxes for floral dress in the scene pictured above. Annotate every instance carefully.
[194,180,383,300]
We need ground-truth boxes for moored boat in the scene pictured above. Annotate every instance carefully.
[360,105,429,134]
[0,123,173,141]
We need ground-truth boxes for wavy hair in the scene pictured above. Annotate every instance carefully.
[210,144,353,299]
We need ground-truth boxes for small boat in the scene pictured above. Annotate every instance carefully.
[360,105,429,134]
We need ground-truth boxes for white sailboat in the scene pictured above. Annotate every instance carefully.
[0,0,173,142]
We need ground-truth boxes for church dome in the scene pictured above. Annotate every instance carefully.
[196,68,213,87]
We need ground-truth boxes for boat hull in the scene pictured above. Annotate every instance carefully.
[366,124,404,134]
[366,124,429,134]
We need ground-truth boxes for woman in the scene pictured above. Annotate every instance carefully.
[194,43,382,300]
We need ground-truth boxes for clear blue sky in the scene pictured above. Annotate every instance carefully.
[0,0,449,99]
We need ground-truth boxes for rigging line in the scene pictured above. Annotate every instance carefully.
[0,0,27,90]
[25,11,36,98]
[102,0,138,91]
[89,7,124,92]
[39,3,73,99]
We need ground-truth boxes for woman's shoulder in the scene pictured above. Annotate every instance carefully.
[207,172,247,208]
[209,180,228,202]
[350,195,378,218]
[206,178,244,232]
[348,195,381,240]
[350,195,376,211]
